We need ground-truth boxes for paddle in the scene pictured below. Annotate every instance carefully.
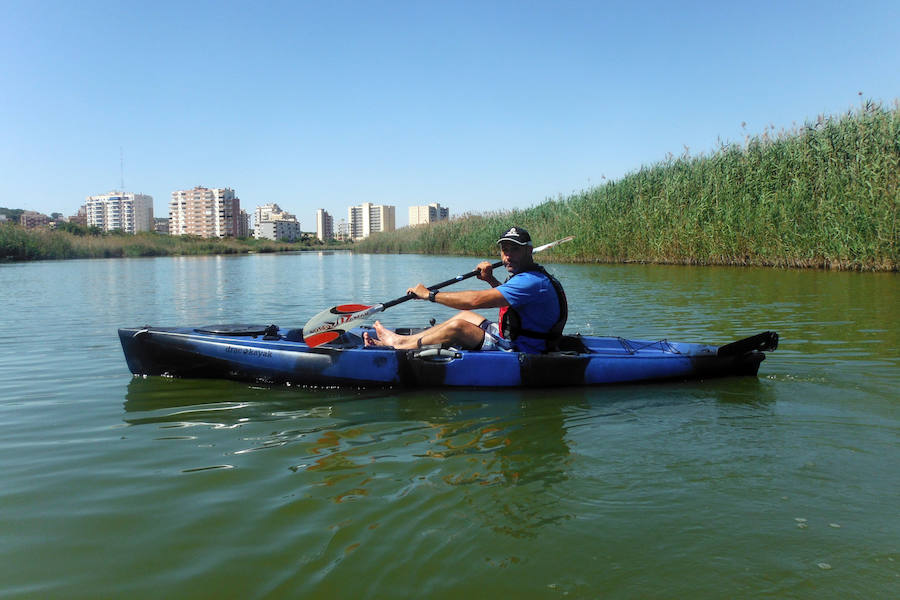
[302,235,574,347]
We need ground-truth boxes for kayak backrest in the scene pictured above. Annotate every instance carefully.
[554,334,592,354]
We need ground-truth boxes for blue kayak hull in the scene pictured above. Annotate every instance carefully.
[118,325,778,388]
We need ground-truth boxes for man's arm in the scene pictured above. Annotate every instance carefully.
[407,284,508,310]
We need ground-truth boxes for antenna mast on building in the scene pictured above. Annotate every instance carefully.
[120,147,125,192]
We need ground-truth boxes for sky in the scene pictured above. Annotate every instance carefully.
[2,0,898,228]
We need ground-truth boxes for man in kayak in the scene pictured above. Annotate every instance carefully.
[363,226,567,353]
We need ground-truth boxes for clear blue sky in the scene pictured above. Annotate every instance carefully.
[2,0,898,227]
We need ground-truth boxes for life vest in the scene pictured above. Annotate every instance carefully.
[498,265,568,351]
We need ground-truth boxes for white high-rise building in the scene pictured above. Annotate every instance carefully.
[255,220,302,242]
[348,202,395,241]
[316,208,334,242]
[409,203,450,227]
[252,202,301,240]
[85,191,154,234]
[253,203,296,230]
[336,219,350,241]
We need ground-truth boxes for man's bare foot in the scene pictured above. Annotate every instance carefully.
[371,321,404,347]
[363,331,385,347]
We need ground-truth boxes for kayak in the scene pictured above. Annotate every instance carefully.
[118,324,778,388]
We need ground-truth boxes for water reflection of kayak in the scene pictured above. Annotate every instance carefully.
[118,324,778,388]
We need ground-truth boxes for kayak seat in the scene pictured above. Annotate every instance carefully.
[552,334,592,354]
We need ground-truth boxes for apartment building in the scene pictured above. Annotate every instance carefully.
[408,202,450,226]
[68,207,87,227]
[169,187,240,238]
[256,219,302,242]
[19,210,52,229]
[315,208,334,242]
[253,203,296,229]
[348,202,395,240]
[237,210,250,238]
[85,191,154,233]
[335,219,350,241]
[252,203,300,241]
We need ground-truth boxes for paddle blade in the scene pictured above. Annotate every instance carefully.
[533,235,574,253]
[302,303,380,347]
[304,330,343,348]
[333,304,372,313]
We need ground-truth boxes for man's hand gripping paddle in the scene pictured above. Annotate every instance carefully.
[302,236,573,347]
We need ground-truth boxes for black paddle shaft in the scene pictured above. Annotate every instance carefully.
[381,260,503,310]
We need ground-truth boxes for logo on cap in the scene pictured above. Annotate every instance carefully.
[497,226,532,246]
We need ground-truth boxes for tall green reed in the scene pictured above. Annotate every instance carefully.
[356,101,898,271]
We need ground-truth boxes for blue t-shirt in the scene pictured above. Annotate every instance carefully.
[497,270,561,353]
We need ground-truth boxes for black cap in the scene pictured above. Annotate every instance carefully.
[497,226,533,247]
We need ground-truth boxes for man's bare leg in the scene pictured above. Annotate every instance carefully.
[364,311,487,350]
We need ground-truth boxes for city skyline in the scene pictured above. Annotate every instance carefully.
[10,189,424,242]
[3,2,898,227]
[11,185,444,236]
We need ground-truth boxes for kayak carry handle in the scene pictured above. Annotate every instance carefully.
[717,331,779,357]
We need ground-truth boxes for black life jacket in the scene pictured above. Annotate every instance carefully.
[499,264,568,351]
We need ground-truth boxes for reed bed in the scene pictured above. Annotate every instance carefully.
[357,101,898,271]
[0,227,322,261]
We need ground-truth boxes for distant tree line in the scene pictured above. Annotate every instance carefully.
[0,223,351,262]
[0,207,25,222]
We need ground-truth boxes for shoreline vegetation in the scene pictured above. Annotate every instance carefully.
[357,101,898,272]
[0,225,348,261]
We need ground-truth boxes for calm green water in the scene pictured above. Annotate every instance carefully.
[1,253,897,599]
